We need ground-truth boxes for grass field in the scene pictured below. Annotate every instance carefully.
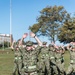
[0,49,70,75]
[0,50,14,75]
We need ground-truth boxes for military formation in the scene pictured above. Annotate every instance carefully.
[12,32,75,75]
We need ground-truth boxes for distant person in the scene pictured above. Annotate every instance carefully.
[55,46,65,75]
[48,44,58,75]
[37,41,51,75]
[12,39,22,75]
[66,44,75,75]
[12,33,28,75]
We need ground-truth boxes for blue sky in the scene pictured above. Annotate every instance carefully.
[0,0,75,45]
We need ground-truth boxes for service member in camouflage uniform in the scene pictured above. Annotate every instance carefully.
[21,32,42,75]
[59,46,66,75]
[37,42,51,75]
[66,44,75,75]
[12,39,23,75]
[55,47,65,75]
[48,44,58,75]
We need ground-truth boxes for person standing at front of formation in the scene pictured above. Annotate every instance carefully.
[21,32,43,75]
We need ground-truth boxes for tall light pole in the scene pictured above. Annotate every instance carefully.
[10,0,12,35]
[10,0,13,47]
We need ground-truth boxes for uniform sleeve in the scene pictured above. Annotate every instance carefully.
[35,45,42,54]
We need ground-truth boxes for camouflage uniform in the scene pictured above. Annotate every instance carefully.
[55,47,65,75]
[48,44,58,75]
[13,41,23,75]
[37,42,51,75]
[21,41,42,75]
[66,46,75,75]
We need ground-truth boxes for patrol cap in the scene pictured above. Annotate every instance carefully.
[56,48,60,51]
[43,41,47,45]
[58,46,63,50]
[17,39,21,42]
[26,41,33,46]
[16,39,21,45]
[59,46,62,49]
[48,44,54,47]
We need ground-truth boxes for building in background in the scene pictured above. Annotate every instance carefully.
[0,34,13,47]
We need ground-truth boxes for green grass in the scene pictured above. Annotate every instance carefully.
[0,49,70,75]
[0,50,14,75]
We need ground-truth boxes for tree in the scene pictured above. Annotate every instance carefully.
[29,23,41,33]
[58,16,75,44]
[29,5,69,43]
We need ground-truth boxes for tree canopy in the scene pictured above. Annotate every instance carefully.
[58,17,75,43]
[29,5,69,43]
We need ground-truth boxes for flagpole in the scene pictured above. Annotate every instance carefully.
[10,0,12,46]
[10,0,12,34]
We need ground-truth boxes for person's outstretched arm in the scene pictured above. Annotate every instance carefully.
[30,32,42,46]
[20,33,28,45]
